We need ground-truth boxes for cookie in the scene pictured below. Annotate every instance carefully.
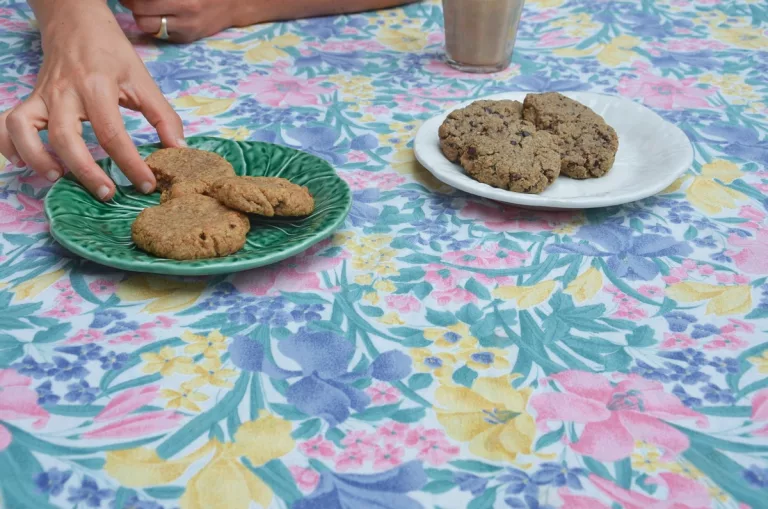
[145,148,236,190]
[459,122,561,194]
[438,100,524,162]
[522,92,618,179]
[132,194,250,260]
[208,176,315,217]
[159,180,211,203]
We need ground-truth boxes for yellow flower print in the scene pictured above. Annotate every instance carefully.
[160,382,209,412]
[630,449,662,473]
[528,0,565,7]
[425,323,478,350]
[666,282,752,316]
[459,348,511,371]
[667,461,704,480]
[364,292,380,305]
[192,357,238,388]
[105,412,294,509]
[596,35,641,67]
[173,96,234,116]
[377,28,427,52]
[244,33,301,63]
[379,312,405,326]
[552,215,585,235]
[436,375,536,463]
[354,274,373,286]
[708,486,730,503]
[686,177,746,214]
[182,330,228,358]
[493,280,556,309]
[694,10,728,27]
[326,76,376,101]
[117,275,205,313]
[141,347,195,376]
[700,159,742,184]
[551,13,597,37]
[220,127,251,141]
[348,237,399,276]
[564,267,602,303]
[12,269,65,301]
[374,280,396,293]
[747,351,768,374]
[410,349,455,379]
[713,26,768,50]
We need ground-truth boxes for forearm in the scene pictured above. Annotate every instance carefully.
[244,0,420,25]
[28,0,115,42]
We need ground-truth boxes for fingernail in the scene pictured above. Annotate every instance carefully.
[46,170,61,182]
[140,181,153,194]
[177,138,187,147]
[97,185,111,200]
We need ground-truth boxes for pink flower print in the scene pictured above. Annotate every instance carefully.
[459,202,574,231]
[0,193,47,233]
[239,72,334,108]
[539,29,579,47]
[89,279,117,295]
[611,291,633,306]
[558,490,611,509]
[83,411,182,439]
[617,71,715,110]
[377,421,408,444]
[53,280,71,291]
[444,242,528,269]
[720,319,755,335]
[638,285,663,298]
[341,430,378,452]
[427,32,445,45]
[661,333,695,350]
[335,446,369,471]
[66,329,104,344]
[751,390,768,422]
[56,290,83,306]
[404,426,444,448]
[43,303,81,318]
[605,285,621,295]
[703,334,748,351]
[417,438,459,466]
[668,267,689,280]
[590,472,711,509]
[733,274,750,284]
[697,264,714,275]
[613,305,647,320]
[373,444,404,470]
[140,316,176,330]
[715,273,734,284]
[681,259,697,270]
[111,329,155,345]
[348,151,368,163]
[290,466,320,492]
[0,369,50,451]
[432,287,478,307]
[365,105,389,115]
[300,436,335,458]
[662,275,682,285]
[531,370,707,462]
[96,386,159,421]
[739,205,766,225]
[366,382,400,405]
[385,295,421,313]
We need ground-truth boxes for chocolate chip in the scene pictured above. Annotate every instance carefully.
[510,140,518,145]
[510,173,522,181]
[467,146,477,156]
[520,131,531,137]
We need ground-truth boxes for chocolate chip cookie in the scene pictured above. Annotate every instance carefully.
[522,92,618,179]
[459,122,561,194]
[438,100,524,162]
[207,176,315,217]
[145,147,236,190]
[132,194,250,260]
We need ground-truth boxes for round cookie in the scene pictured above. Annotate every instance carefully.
[550,121,619,179]
[459,123,561,194]
[145,148,236,190]
[208,177,315,217]
[160,180,211,203]
[438,100,524,162]
[132,194,250,260]
[522,92,602,130]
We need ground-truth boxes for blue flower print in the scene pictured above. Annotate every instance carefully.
[65,380,99,404]
[55,344,103,361]
[13,356,52,379]
[36,381,60,406]
[229,327,411,426]
[743,465,768,489]
[145,61,214,94]
[285,126,347,166]
[68,476,114,508]
[89,309,126,329]
[547,224,692,280]
[34,468,72,496]
[499,468,538,496]
[48,356,89,382]
[531,462,586,489]
[99,352,130,371]
[454,473,488,496]
[664,312,697,332]
[293,460,427,509]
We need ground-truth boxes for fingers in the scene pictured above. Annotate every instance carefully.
[48,95,115,200]
[82,83,156,193]
[134,79,186,149]
[132,15,199,43]
[5,98,64,181]
[0,109,25,168]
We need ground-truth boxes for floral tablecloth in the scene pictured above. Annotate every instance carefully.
[1,0,768,508]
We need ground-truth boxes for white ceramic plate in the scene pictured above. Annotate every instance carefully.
[414,91,693,209]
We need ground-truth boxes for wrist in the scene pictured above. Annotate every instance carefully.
[30,0,112,40]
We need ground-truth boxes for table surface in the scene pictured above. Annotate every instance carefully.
[1,1,767,508]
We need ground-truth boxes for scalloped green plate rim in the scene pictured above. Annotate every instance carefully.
[44,136,351,276]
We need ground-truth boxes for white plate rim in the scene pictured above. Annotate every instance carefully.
[413,91,693,209]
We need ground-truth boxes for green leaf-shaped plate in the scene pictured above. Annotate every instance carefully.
[44,136,351,275]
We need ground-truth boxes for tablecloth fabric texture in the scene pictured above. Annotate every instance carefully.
[0,0,767,508]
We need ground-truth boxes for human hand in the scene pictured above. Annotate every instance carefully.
[120,0,261,43]
[0,0,184,200]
